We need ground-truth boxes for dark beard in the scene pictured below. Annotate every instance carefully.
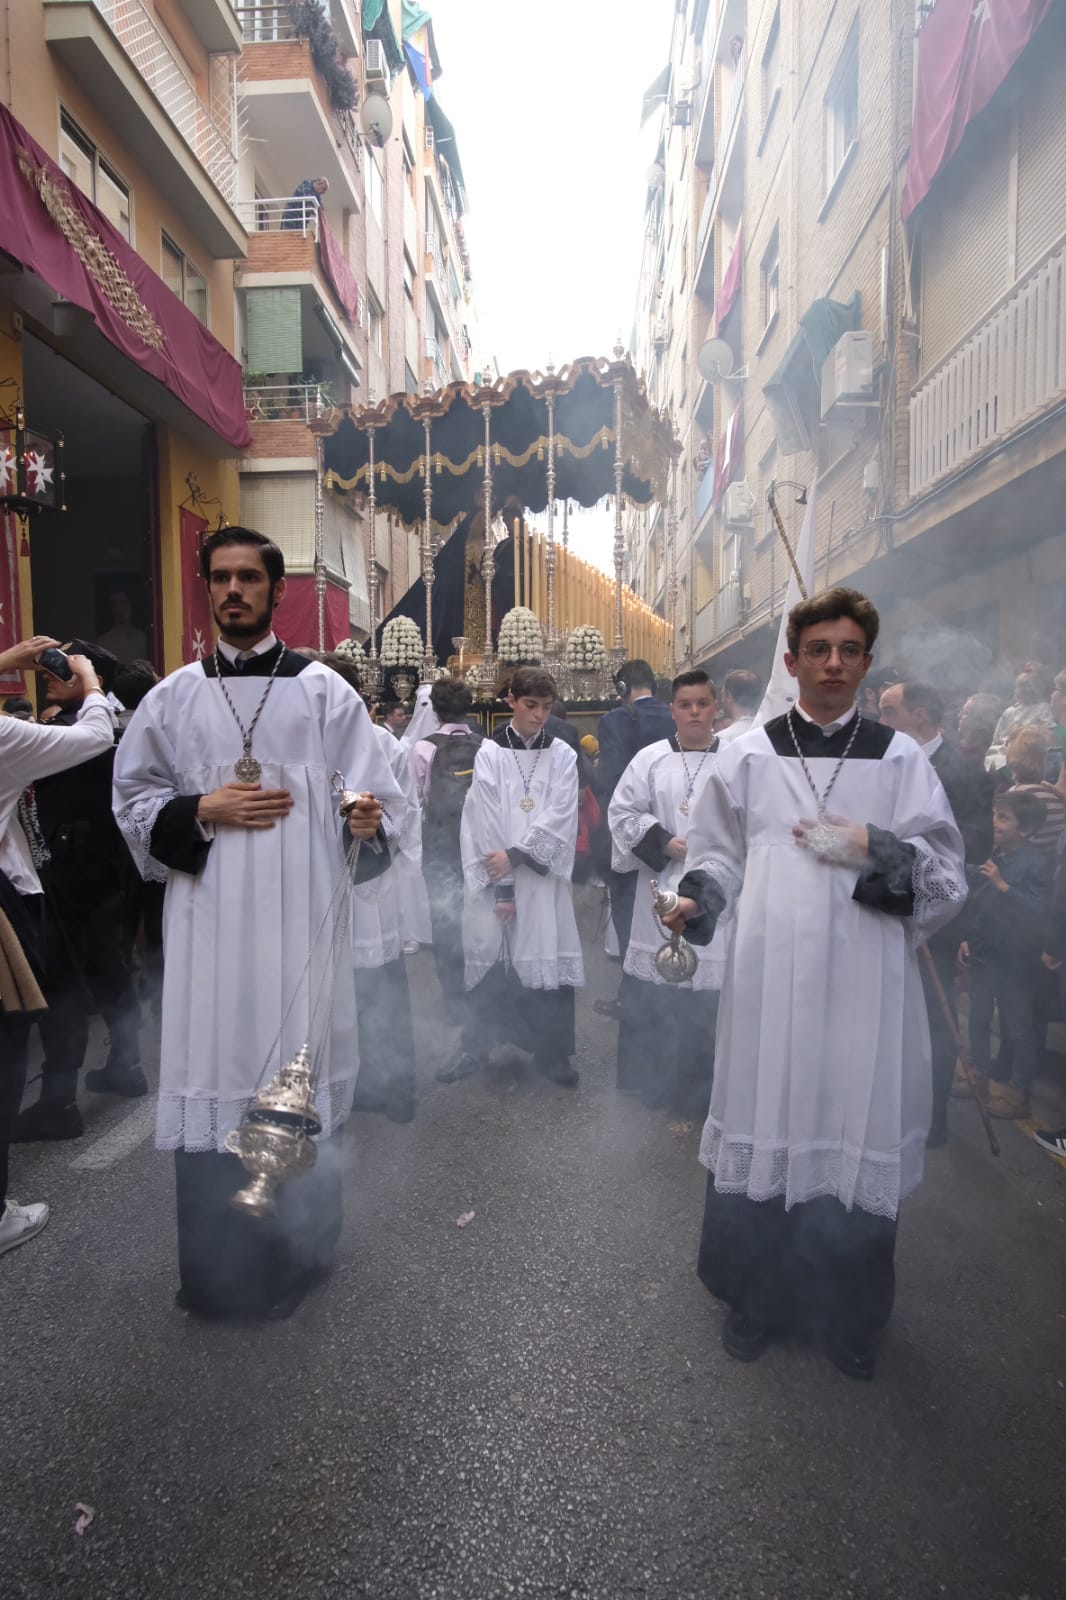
[213,592,275,640]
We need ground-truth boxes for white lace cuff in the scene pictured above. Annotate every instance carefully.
[114,793,175,884]
[909,843,966,945]
[519,825,573,876]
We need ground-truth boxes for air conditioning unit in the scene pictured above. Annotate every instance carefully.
[821,330,874,421]
[723,480,755,525]
[365,39,391,93]
[672,98,692,127]
[652,319,669,349]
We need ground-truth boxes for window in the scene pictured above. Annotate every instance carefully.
[757,442,778,546]
[402,134,415,196]
[824,26,859,194]
[760,226,780,336]
[59,112,131,241]
[761,8,781,137]
[368,293,385,358]
[366,152,384,226]
[402,249,416,302]
[162,232,208,325]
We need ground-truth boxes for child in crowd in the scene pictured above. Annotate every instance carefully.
[1004,726,1066,854]
[608,671,728,1118]
[959,789,1051,1121]
[450,666,584,1088]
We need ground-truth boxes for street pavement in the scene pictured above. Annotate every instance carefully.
[2,886,1065,1600]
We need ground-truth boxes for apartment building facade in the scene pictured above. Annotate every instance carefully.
[630,0,1066,694]
[0,0,249,678]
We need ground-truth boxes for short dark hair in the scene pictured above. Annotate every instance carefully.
[786,587,880,655]
[510,665,557,702]
[317,650,363,694]
[614,659,656,696]
[200,525,285,586]
[431,675,473,720]
[997,789,1046,835]
[112,659,158,710]
[723,669,761,711]
[672,669,717,699]
[899,680,945,728]
[2,694,33,719]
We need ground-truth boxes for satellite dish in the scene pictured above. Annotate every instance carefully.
[697,337,734,383]
[646,162,666,190]
[360,94,393,147]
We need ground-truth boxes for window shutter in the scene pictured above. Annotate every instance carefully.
[919,128,1011,374]
[1016,64,1066,276]
[246,288,303,375]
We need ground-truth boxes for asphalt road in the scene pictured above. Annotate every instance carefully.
[2,887,1065,1600]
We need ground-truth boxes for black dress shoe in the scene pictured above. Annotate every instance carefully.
[85,1065,148,1098]
[13,1100,84,1142]
[722,1310,769,1362]
[536,1059,579,1088]
[825,1334,877,1381]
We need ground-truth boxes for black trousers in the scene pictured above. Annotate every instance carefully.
[697,1178,898,1342]
[460,962,576,1064]
[607,869,638,959]
[424,858,466,1021]
[968,961,1043,1092]
[617,974,718,1118]
[352,958,417,1121]
[174,1127,344,1317]
[0,1013,33,1216]
[37,891,141,1103]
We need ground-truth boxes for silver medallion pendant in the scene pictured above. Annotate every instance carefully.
[519,795,536,813]
[234,753,262,784]
[679,800,690,816]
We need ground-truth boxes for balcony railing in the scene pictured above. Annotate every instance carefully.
[235,3,297,41]
[94,0,238,205]
[910,240,1066,496]
[240,194,320,238]
[244,380,334,423]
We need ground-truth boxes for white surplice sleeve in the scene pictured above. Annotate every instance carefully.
[854,742,967,946]
[515,742,578,881]
[377,724,423,864]
[461,744,512,894]
[112,691,183,883]
[607,749,659,874]
[677,756,748,944]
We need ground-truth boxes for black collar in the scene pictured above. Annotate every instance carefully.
[202,642,309,679]
[668,733,719,754]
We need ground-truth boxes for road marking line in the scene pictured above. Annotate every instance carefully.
[70,1100,157,1171]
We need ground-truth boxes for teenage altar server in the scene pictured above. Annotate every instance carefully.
[608,669,728,1118]
[665,588,965,1380]
[450,666,584,1088]
[113,528,404,1320]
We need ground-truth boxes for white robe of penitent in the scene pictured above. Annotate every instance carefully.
[112,659,405,1152]
[608,737,729,991]
[460,737,584,991]
[351,725,426,967]
[685,714,965,1219]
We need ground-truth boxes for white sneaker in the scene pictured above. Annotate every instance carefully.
[0,1200,50,1257]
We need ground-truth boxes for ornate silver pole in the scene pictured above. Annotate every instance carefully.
[480,401,495,669]
[545,373,557,657]
[562,498,569,549]
[667,444,680,670]
[314,432,326,651]
[364,419,382,695]
[421,414,436,682]
[611,341,626,665]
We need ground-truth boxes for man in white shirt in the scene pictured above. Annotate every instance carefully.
[0,636,112,1256]
[716,669,763,744]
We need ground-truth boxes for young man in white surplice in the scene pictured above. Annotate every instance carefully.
[112,528,405,1321]
[608,670,729,1118]
[664,588,966,1381]
[452,666,584,1088]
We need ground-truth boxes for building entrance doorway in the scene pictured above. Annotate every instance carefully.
[22,333,157,669]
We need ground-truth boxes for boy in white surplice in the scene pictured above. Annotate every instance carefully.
[608,670,729,1118]
[450,667,584,1087]
[665,588,966,1381]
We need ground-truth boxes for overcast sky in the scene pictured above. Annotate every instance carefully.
[424,0,672,570]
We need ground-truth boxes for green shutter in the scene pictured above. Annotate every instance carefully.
[246,288,303,375]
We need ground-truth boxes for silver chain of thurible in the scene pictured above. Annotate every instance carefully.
[215,643,286,782]
[786,708,862,818]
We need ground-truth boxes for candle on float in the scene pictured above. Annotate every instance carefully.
[513,518,520,611]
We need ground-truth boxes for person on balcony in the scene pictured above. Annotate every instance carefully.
[282,177,328,231]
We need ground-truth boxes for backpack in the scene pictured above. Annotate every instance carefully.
[422,729,483,864]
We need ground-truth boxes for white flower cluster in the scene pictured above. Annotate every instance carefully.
[333,637,362,661]
[380,616,424,667]
[497,605,544,664]
[565,624,608,670]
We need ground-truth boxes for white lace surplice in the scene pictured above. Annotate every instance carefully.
[351,725,430,966]
[460,739,584,991]
[685,727,966,1219]
[112,662,406,1152]
[608,738,729,991]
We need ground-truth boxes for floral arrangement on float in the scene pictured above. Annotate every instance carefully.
[497,606,544,665]
[333,637,363,661]
[380,616,424,668]
[565,624,608,672]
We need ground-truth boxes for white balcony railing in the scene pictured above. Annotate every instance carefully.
[910,240,1066,496]
[243,380,334,423]
[234,3,297,42]
[240,194,320,238]
[93,0,238,205]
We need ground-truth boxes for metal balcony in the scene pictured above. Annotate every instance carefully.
[243,379,334,423]
[239,194,320,239]
[44,0,244,257]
